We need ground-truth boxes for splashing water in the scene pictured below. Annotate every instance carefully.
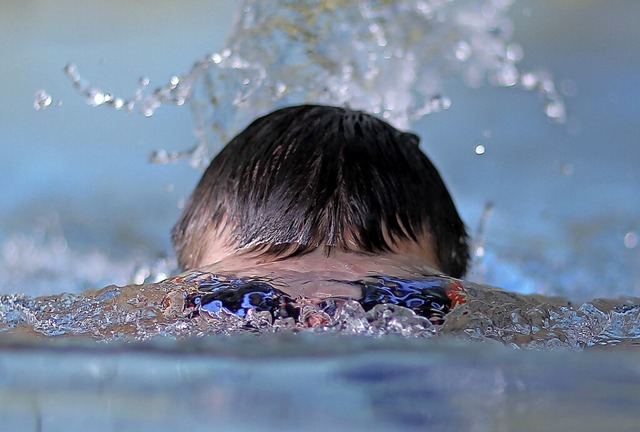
[1,276,639,349]
[0,216,176,297]
[18,1,640,349]
[58,0,565,169]
[32,90,53,110]
[9,4,640,431]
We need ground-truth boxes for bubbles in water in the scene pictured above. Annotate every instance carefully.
[474,144,486,155]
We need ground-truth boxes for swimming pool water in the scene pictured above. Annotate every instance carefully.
[1,1,640,430]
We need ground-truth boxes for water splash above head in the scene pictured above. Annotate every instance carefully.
[59,0,565,169]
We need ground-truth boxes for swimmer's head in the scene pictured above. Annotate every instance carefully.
[172,105,470,278]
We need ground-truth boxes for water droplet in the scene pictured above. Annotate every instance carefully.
[369,23,387,47]
[520,72,537,90]
[88,90,106,106]
[494,65,518,87]
[64,63,80,82]
[475,144,486,155]
[274,81,287,95]
[475,246,485,258]
[506,43,523,62]
[56,0,564,168]
[429,95,451,111]
[624,232,638,249]
[545,101,566,121]
[559,163,574,176]
[416,1,433,18]
[33,90,52,110]
[133,267,150,285]
[481,3,497,18]
[455,40,471,61]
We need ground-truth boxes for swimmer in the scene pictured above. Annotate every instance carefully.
[171,104,470,310]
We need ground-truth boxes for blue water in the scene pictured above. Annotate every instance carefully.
[2,335,640,432]
[1,1,640,431]
[2,0,639,299]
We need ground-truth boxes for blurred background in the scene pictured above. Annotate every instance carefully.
[1,0,638,298]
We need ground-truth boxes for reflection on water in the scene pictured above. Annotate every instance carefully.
[1,334,639,432]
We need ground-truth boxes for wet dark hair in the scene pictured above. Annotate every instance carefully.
[172,105,470,277]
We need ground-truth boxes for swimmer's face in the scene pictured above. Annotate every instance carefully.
[172,105,470,278]
[195,225,443,276]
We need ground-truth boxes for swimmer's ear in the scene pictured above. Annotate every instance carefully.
[401,132,420,147]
